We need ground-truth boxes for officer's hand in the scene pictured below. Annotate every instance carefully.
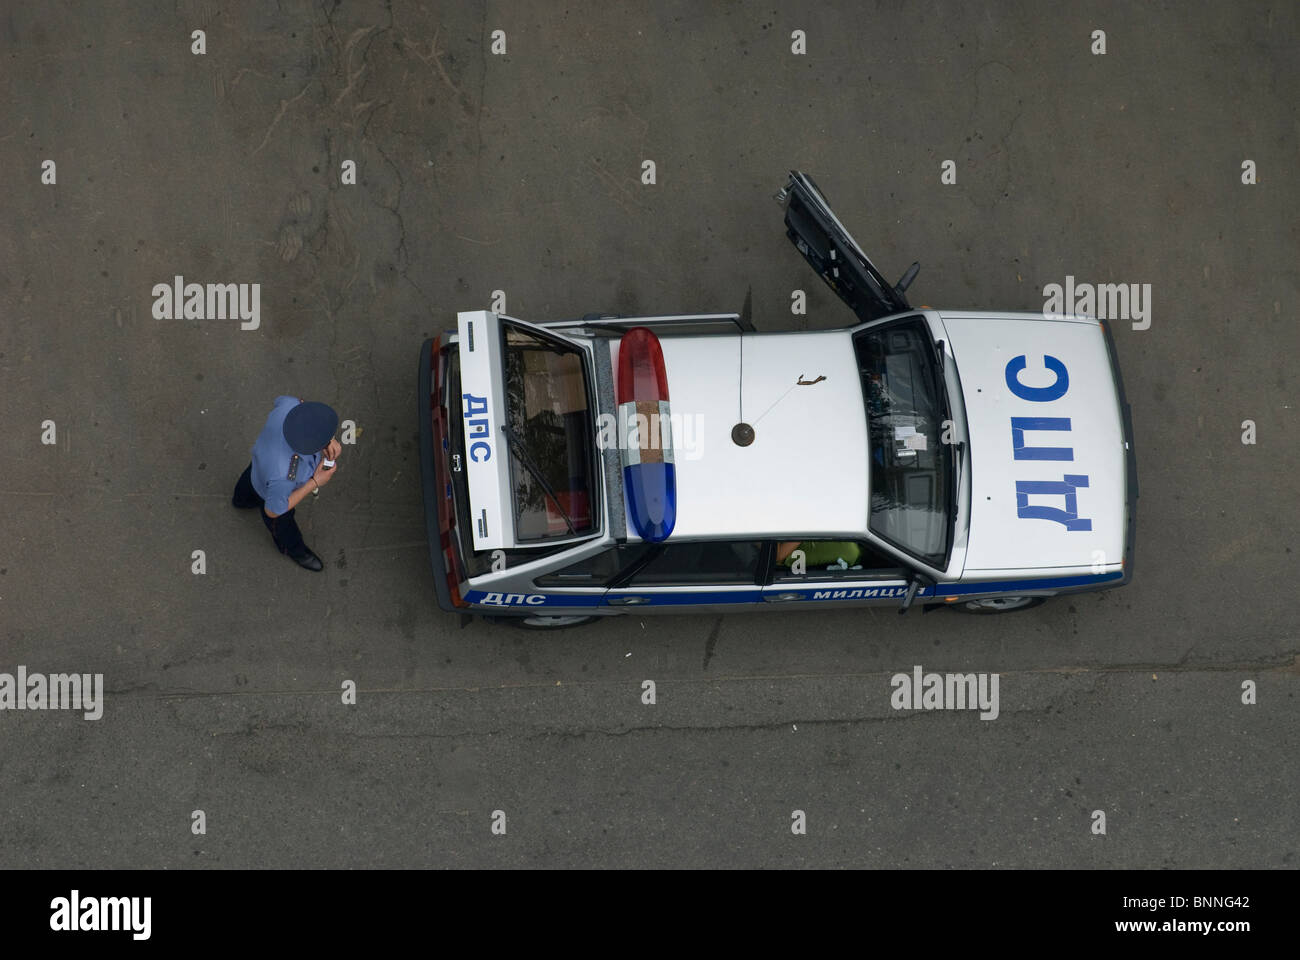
[325,438,342,460]
[312,460,337,488]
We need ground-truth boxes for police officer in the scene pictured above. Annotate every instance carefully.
[231,396,341,571]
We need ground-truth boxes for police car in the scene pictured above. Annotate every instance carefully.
[417,171,1137,628]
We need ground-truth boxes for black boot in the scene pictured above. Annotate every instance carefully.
[291,548,324,572]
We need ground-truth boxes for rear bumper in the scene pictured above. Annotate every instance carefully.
[1098,320,1138,587]
[417,337,459,614]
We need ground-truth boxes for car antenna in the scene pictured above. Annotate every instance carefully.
[732,286,756,447]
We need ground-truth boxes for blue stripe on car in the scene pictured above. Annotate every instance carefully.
[464,570,1121,609]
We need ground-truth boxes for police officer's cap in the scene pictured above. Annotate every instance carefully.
[283,401,339,454]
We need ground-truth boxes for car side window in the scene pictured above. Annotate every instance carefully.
[534,545,642,586]
[771,539,905,581]
[628,541,764,586]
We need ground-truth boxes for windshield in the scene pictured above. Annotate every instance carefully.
[501,323,599,542]
[854,317,953,566]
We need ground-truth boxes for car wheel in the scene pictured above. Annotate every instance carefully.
[486,613,600,630]
[954,596,1047,614]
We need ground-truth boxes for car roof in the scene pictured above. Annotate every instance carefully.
[609,329,871,541]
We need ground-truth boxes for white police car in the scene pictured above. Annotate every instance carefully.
[418,171,1137,628]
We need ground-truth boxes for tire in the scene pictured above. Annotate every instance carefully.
[952,596,1047,614]
[483,613,600,630]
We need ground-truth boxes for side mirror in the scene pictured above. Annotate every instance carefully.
[895,261,920,297]
[898,572,934,615]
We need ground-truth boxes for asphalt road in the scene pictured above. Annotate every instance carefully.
[1,1,1296,869]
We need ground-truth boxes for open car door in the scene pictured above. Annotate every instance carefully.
[779,170,915,323]
[456,310,601,551]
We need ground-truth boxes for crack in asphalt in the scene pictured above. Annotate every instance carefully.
[105,648,1300,702]
[702,616,723,671]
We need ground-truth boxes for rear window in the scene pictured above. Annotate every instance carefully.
[502,323,599,542]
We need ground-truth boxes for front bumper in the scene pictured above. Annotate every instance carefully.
[1098,319,1138,587]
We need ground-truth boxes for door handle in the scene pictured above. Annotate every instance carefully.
[767,592,804,602]
[607,596,650,606]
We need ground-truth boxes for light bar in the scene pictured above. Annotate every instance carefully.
[616,326,677,542]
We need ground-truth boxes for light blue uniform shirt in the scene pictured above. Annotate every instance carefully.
[250,396,321,515]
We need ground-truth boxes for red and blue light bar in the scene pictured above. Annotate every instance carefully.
[616,327,677,542]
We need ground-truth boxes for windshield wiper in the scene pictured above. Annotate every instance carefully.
[929,336,953,428]
[929,334,963,547]
[499,422,577,535]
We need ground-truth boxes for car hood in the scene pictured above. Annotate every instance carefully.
[941,313,1128,573]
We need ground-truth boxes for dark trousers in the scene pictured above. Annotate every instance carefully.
[232,463,308,557]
